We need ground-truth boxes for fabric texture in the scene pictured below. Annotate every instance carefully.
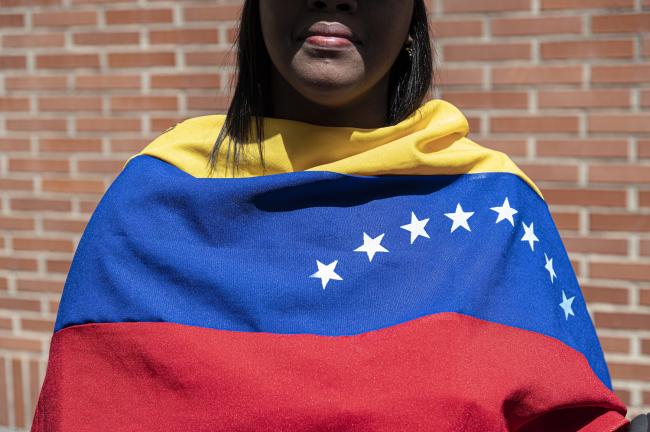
[32,99,629,431]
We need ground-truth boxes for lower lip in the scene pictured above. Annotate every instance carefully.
[305,35,354,48]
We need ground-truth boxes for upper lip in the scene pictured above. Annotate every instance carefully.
[300,22,361,44]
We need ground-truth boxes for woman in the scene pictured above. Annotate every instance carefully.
[32,0,634,431]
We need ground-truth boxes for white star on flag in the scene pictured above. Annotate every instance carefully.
[401,211,430,244]
[559,290,575,320]
[354,232,389,262]
[310,260,342,289]
[521,221,539,251]
[490,197,518,226]
[444,203,474,233]
[544,253,557,283]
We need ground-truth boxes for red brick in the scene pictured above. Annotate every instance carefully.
[39,96,102,112]
[36,53,99,69]
[41,178,105,194]
[429,20,483,38]
[75,74,140,90]
[0,297,41,312]
[538,90,630,109]
[108,51,175,68]
[614,389,631,406]
[519,163,579,182]
[0,217,34,231]
[543,188,627,207]
[640,289,650,306]
[550,211,580,230]
[39,138,102,153]
[13,237,74,253]
[642,338,650,354]
[541,0,634,9]
[32,10,96,27]
[16,278,64,294]
[20,318,55,333]
[643,36,650,57]
[46,258,71,274]
[599,335,631,353]
[0,97,30,112]
[492,66,582,85]
[444,42,530,61]
[437,68,483,86]
[8,158,69,173]
[608,363,650,381]
[0,179,34,192]
[565,236,628,255]
[184,4,243,21]
[492,16,581,36]
[0,138,30,151]
[590,164,650,184]
[110,96,178,111]
[0,55,27,70]
[73,31,139,46]
[595,311,650,329]
[491,116,579,134]
[582,285,630,304]
[638,140,650,159]
[0,337,41,352]
[185,50,235,67]
[150,73,220,90]
[443,0,531,13]
[642,90,650,108]
[591,213,650,232]
[537,139,628,158]
[590,262,650,282]
[592,65,650,84]
[76,117,141,132]
[149,29,219,45]
[43,218,88,234]
[541,40,634,59]
[77,159,127,173]
[592,13,650,33]
[0,13,24,27]
[105,8,172,25]
[13,359,24,428]
[5,76,67,90]
[10,198,71,212]
[3,33,65,48]
[641,240,650,257]
[589,114,650,133]
[441,91,528,109]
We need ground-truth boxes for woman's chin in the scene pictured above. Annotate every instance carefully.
[291,72,365,106]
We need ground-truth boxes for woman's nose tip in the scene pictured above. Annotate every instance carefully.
[307,0,358,13]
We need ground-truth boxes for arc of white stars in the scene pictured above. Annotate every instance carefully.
[354,232,389,262]
[544,253,557,283]
[490,197,518,227]
[400,211,430,244]
[559,290,575,320]
[444,203,474,233]
[521,221,539,251]
[309,260,342,290]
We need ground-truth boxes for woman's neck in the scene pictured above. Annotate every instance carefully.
[268,67,389,129]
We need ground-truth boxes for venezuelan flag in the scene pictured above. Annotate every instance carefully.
[32,100,628,431]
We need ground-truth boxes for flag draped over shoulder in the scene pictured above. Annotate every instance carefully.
[32,99,628,431]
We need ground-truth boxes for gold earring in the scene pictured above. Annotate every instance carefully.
[404,35,414,58]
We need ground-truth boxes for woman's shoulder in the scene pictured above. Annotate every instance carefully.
[121,114,226,177]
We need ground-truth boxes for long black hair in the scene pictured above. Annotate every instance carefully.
[207,0,436,177]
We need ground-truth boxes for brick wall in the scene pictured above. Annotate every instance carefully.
[0,0,648,429]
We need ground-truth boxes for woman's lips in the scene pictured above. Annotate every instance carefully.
[305,34,354,48]
[299,21,360,49]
